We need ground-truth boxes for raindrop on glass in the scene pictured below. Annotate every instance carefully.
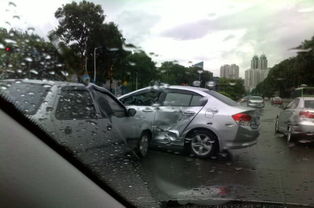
[8,1,17,7]
[24,57,33,62]
[27,27,35,32]
[108,48,119,52]
[30,69,38,75]
[61,71,69,76]
[4,39,17,44]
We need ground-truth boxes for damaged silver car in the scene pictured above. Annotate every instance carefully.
[119,85,260,158]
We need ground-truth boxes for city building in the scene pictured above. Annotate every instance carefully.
[245,55,270,91]
[220,64,239,79]
[259,54,268,69]
[251,55,259,69]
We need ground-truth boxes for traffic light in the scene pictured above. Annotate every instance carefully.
[5,47,11,52]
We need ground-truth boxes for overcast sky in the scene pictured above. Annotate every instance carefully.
[1,0,314,77]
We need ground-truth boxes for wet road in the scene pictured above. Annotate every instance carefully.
[139,102,314,206]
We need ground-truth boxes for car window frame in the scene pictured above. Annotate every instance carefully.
[120,89,163,106]
[92,89,128,118]
[160,89,204,107]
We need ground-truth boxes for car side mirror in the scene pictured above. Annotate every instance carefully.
[127,108,136,117]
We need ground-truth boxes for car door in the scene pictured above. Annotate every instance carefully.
[278,99,299,132]
[51,86,124,158]
[119,89,162,129]
[154,89,205,141]
[91,89,140,148]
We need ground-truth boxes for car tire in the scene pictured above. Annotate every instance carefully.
[136,131,150,158]
[187,130,218,159]
[274,117,280,134]
[286,125,295,143]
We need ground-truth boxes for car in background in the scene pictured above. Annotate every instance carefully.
[247,96,265,108]
[271,97,283,105]
[239,95,249,103]
[0,79,151,158]
[275,97,314,142]
[119,85,260,158]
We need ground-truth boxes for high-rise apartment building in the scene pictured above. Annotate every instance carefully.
[245,55,270,91]
[251,55,259,69]
[259,54,268,69]
[220,64,239,79]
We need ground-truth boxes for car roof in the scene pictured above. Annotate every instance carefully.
[298,97,314,100]
[119,85,210,99]
[1,79,85,87]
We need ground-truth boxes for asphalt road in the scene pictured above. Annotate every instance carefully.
[138,102,314,206]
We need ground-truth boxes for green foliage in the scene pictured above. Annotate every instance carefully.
[0,28,66,80]
[253,35,314,98]
[51,0,126,83]
[217,78,245,100]
[123,51,157,90]
[157,62,213,86]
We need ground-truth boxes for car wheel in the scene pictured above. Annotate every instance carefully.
[137,131,150,158]
[274,117,280,134]
[286,125,295,143]
[188,130,218,158]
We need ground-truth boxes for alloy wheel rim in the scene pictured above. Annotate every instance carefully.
[191,134,213,156]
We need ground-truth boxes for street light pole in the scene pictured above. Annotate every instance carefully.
[136,72,138,90]
[93,47,98,83]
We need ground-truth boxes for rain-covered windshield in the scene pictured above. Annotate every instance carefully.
[1,0,314,207]
[0,81,50,115]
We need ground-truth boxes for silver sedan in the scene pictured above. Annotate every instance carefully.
[119,85,260,158]
[275,97,314,142]
[247,96,265,108]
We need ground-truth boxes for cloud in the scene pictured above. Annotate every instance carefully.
[223,34,235,41]
[115,10,160,44]
[160,19,215,40]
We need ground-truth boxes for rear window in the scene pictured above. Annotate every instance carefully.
[304,100,314,108]
[206,90,239,106]
[250,96,263,100]
[0,81,50,115]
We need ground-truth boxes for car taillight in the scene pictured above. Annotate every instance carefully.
[232,113,252,126]
[299,111,314,119]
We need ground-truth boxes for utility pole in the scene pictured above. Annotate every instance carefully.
[93,47,97,83]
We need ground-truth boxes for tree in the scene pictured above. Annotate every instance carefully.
[217,78,245,100]
[252,35,314,98]
[125,51,157,90]
[158,62,189,85]
[51,1,127,85]
[157,62,213,86]
[0,28,66,80]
